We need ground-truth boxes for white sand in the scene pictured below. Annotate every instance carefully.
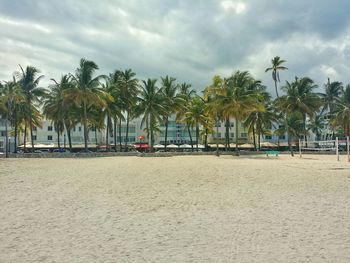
[1,154,350,262]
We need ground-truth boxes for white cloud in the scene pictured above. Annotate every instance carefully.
[220,0,246,14]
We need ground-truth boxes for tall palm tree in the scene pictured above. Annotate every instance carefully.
[265,56,288,98]
[108,71,125,151]
[117,69,139,151]
[331,85,350,137]
[67,58,108,152]
[280,77,321,139]
[176,82,196,151]
[137,78,164,151]
[244,82,277,150]
[160,76,183,151]
[185,96,208,152]
[307,113,326,141]
[0,77,25,153]
[214,71,257,154]
[277,77,321,155]
[43,75,73,149]
[204,75,226,154]
[17,65,45,151]
[320,78,343,114]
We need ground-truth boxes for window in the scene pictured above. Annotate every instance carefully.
[33,135,37,140]
[78,127,82,132]
[279,135,286,140]
[73,127,76,132]
[265,135,272,140]
[240,133,247,138]
[230,133,234,138]
[48,126,53,131]
[33,126,37,131]
[91,127,96,132]
[240,123,244,128]
[48,135,53,141]
[214,133,221,138]
[230,122,234,127]
[215,122,221,127]
[0,131,5,137]
[0,141,3,148]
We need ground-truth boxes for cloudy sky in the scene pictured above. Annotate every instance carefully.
[1,0,350,94]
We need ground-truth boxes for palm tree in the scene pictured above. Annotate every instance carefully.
[275,111,304,154]
[276,77,321,155]
[307,113,326,141]
[331,85,350,137]
[117,69,139,151]
[214,71,257,154]
[0,77,25,153]
[43,75,73,149]
[320,78,343,114]
[280,77,321,139]
[137,78,164,151]
[244,82,277,150]
[17,65,45,151]
[176,82,196,151]
[160,76,183,151]
[265,56,288,98]
[108,71,125,152]
[185,96,208,152]
[204,75,226,154]
[67,58,108,152]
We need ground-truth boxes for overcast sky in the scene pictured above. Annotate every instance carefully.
[1,0,350,94]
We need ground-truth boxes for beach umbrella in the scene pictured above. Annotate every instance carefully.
[153,144,165,149]
[260,142,278,147]
[179,144,192,148]
[197,144,205,149]
[167,144,179,148]
[239,143,254,149]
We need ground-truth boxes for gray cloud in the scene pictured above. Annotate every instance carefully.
[1,0,350,94]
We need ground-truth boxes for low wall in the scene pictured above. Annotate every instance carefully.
[3,150,344,158]
[2,151,262,158]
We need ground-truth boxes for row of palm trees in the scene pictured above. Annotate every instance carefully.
[1,57,350,155]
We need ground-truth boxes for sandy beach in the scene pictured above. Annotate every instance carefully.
[1,154,350,262]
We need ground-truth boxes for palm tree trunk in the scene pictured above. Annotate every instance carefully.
[285,112,294,156]
[252,126,257,151]
[124,111,129,152]
[150,116,154,151]
[235,118,239,155]
[196,122,199,152]
[28,104,34,152]
[106,117,109,148]
[83,100,88,152]
[94,128,98,146]
[187,125,193,152]
[5,115,9,158]
[14,110,17,153]
[114,117,117,152]
[274,78,279,98]
[67,129,72,151]
[204,128,208,151]
[258,132,261,151]
[164,117,168,152]
[119,118,122,151]
[303,113,308,147]
[216,115,219,156]
[57,124,61,148]
[23,124,27,152]
[226,118,231,151]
